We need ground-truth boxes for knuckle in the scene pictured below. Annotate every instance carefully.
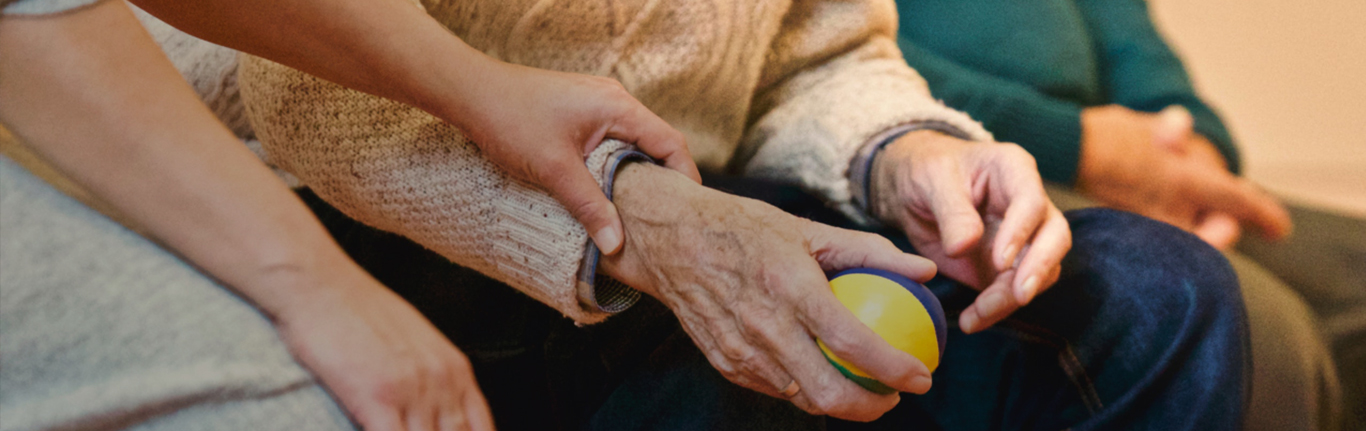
[716,334,752,363]
[713,360,740,380]
[754,265,796,297]
[818,332,858,357]
[736,355,769,379]
[736,305,780,338]
[670,129,688,148]
[859,232,898,251]
[368,372,414,406]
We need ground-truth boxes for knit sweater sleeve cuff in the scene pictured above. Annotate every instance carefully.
[739,43,992,228]
[574,148,654,315]
[988,96,1085,184]
[847,121,975,224]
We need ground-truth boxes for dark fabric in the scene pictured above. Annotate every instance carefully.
[298,176,1249,431]
[1237,206,1366,429]
[894,0,1239,183]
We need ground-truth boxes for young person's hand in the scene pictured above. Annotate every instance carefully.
[871,131,1071,333]
[450,62,701,255]
[599,163,937,422]
[131,0,700,257]
[271,267,495,431]
[1078,105,1291,249]
[1,4,495,430]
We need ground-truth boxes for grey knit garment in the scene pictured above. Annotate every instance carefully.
[0,156,355,431]
[3,0,103,15]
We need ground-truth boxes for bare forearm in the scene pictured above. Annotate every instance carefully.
[0,1,364,315]
[128,0,491,130]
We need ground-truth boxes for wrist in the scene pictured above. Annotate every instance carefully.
[869,129,956,223]
[234,242,377,322]
[597,162,714,296]
[399,39,503,133]
[1077,105,1134,187]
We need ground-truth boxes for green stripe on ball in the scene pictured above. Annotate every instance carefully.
[824,354,897,394]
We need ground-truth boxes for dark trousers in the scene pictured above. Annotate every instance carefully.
[298,174,1249,431]
[1237,205,1366,430]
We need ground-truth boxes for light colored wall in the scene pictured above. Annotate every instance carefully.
[1148,0,1366,217]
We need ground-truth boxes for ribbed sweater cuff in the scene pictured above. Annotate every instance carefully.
[575,148,654,315]
[991,97,1085,184]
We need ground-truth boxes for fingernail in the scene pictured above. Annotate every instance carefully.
[999,244,1019,270]
[594,227,622,255]
[959,312,979,334]
[910,375,933,393]
[1020,275,1040,304]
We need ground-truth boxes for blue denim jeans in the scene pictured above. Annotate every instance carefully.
[298,173,1249,431]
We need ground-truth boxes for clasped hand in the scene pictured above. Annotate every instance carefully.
[1078,105,1292,249]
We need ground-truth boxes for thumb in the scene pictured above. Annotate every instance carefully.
[607,104,702,184]
[546,161,627,255]
[807,225,939,282]
[1151,105,1194,152]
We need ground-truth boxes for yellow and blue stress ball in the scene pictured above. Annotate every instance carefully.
[819,268,947,394]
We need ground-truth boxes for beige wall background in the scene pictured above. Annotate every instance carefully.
[1148,0,1366,218]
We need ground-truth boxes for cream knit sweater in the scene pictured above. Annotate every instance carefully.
[238,0,992,324]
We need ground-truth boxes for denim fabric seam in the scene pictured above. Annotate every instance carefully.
[955,314,1107,415]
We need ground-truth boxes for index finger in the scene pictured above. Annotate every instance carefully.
[1010,206,1071,305]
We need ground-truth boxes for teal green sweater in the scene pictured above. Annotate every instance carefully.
[896,0,1238,184]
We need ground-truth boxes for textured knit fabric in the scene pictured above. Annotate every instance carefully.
[0,156,355,431]
[239,0,991,324]
[894,0,1239,184]
[1046,185,1344,431]
[1,0,101,15]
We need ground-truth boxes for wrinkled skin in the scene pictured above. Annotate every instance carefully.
[600,163,939,422]
[872,130,1071,333]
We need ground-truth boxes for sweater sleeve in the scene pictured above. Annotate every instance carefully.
[734,0,991,225]
[2,0,102,15]
[1075,0,1240,173]
[894,36,1087,184]
[238,54,634,325]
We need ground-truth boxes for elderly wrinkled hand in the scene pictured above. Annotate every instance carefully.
[599,163,938,422]
[1078,105,1291,249]
[870,130,1072,334]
